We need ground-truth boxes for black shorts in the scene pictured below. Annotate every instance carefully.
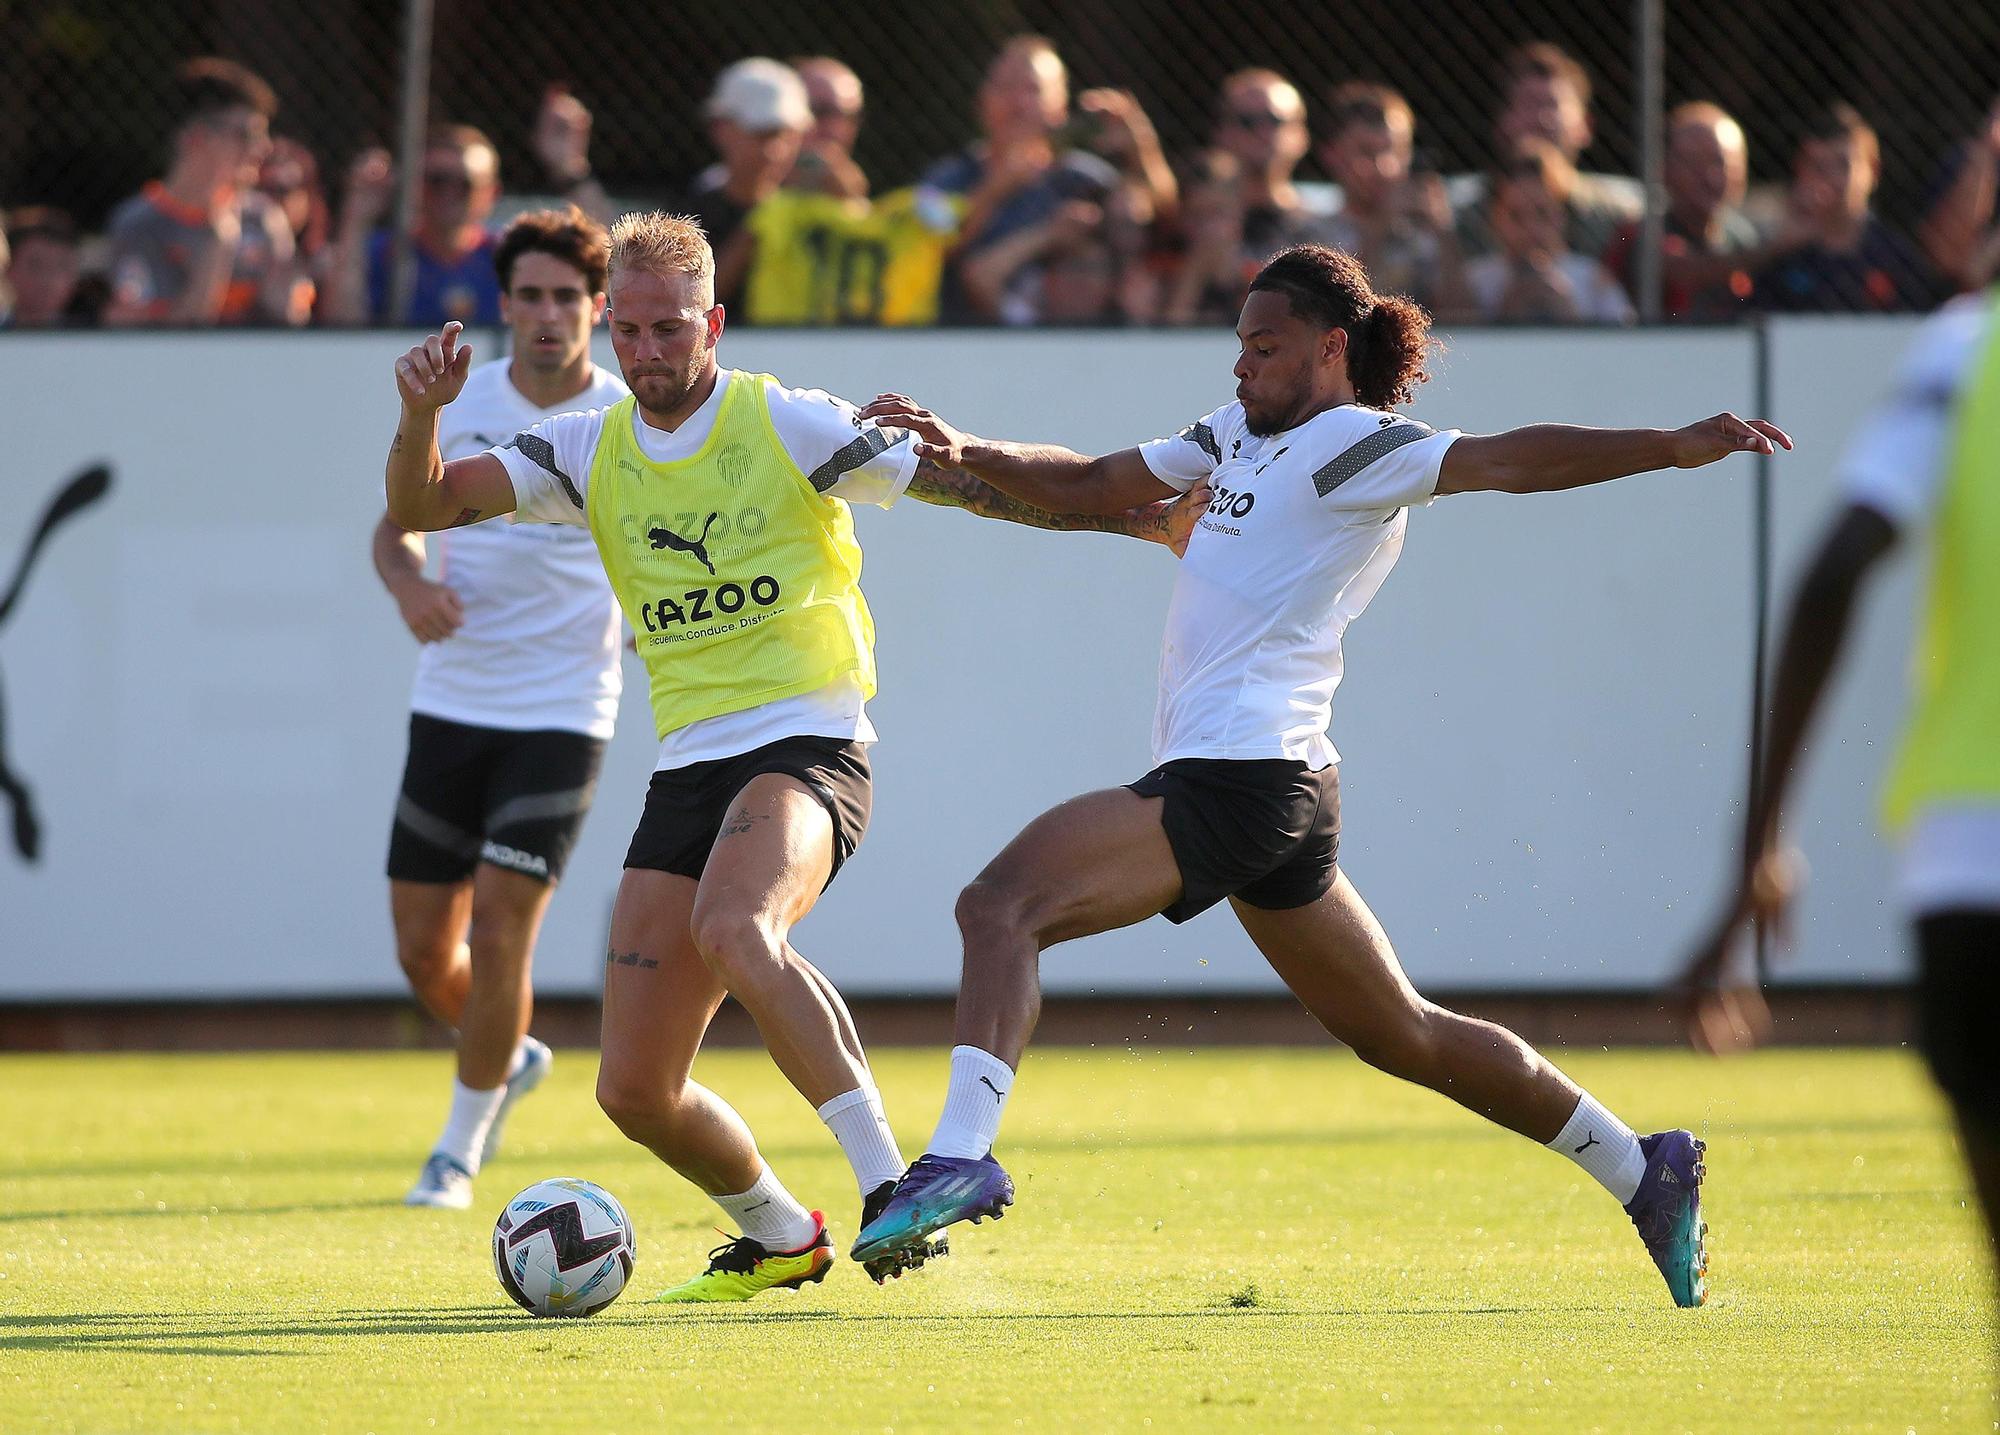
[1127,758,1341,924]
[386,712,607,886]
[1915,908,2000,1121]
[624,736,872,887]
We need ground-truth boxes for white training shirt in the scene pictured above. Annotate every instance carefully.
[412,360,629,738]
[493,369,918,770]
[1834,292,2000,915]
[1139,400,1460,770]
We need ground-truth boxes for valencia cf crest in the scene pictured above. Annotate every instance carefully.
[717,442,752,489]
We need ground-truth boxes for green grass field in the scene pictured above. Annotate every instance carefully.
[2,1046,1992,1433]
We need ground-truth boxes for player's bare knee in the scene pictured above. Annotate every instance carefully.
[690,907,786,991]
[955,878,1037,950]
[595,1071,680,1140]
[1352,1003,1446,1084]
[395,936,460,989]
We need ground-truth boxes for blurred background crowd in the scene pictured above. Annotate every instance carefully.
[2,0,1997,332]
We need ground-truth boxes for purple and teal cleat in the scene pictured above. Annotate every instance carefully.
[850,1152,1014,1269]
[1626,1129,1709,1308]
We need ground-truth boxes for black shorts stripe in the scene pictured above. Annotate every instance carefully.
[394,796,481,860]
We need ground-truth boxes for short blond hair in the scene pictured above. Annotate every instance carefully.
[608,211,715,297]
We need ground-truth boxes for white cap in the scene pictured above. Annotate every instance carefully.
[705,58,810,132]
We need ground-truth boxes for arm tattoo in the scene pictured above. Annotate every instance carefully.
[606,947,659,970]
[447,507,483,527]
[904,458,1144,536]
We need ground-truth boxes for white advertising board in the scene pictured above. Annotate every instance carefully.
[0,319,1922,998]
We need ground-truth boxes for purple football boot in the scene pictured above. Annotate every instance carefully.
[850,1152,1014,1268]
[1625,1130,1709,1307]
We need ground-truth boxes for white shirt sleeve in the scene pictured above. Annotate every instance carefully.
[488,409,607,526]
[1315,417,1461,510]
[1138,404,1236,493]
[1838,299,1987,531]
[764,380,919,509]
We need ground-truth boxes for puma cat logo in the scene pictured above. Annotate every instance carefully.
[648,512,720,575]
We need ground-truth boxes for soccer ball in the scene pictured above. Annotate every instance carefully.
[492,1177,636,1317]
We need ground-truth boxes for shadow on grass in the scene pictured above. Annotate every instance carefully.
[610,1305,1542,1329]
[0,1197,416,1226]
[9,1112,1953,1185]
[1,1301,1545,1354]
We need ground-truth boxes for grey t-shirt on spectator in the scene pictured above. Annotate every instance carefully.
[104,183,284,323]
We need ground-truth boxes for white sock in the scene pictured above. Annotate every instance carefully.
[712,1166,819,1251]
[1548,1090,1648,1205]
[433,1078,506,1174]
[927,1045,1015,1160]
[817,1085,906,1195]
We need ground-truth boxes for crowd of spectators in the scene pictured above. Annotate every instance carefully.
[3,42,1990,332]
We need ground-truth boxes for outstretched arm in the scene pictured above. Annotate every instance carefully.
[905,457,1208,552]
[860,393,1177,514]
[1436,412,1792,496]
[1678,504,1900,1051]
[386,321,519,532]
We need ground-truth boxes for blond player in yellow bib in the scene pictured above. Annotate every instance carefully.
[1684,289,2000,1330]
[383,212,1203,1302]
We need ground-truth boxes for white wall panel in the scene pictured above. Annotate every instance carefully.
[0,320,1923,998]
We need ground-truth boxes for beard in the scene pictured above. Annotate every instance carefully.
[1240,369,1314,436]
[627,346,707,415]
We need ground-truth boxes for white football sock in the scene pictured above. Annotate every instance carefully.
[1548,1090,1648,1205]
[713,1166,819,1251]
[433,1078,506,1174]
[927,1045,1015,1160]
[817,1085,906,1195]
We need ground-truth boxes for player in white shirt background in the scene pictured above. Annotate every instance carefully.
[382,213,1205,1299]
[854,242,1792,1310]
[1682,289,2000,1297]
[372,208,628,1209]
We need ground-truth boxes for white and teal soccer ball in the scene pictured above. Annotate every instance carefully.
[492,1177,636,1317]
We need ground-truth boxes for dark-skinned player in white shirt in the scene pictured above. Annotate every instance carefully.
[853,243,1792,1309]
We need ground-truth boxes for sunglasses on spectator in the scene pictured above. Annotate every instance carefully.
[1224,111,1286,131]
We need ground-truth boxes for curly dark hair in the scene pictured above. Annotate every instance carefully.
[1247,244,1434,410]
[494,205,611,295]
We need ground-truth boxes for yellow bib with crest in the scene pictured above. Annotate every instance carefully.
[585,372,878,738]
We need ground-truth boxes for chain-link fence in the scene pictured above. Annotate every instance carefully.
[3,0,1998,326]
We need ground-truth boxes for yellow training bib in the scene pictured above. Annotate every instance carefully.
[1884,290,2000,829]
[585,373,878,738]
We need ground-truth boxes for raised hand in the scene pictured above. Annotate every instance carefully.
[858,393,971,468]
[343,147,396,230]
[1671,412,1794,468]
[395,320,474,411]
